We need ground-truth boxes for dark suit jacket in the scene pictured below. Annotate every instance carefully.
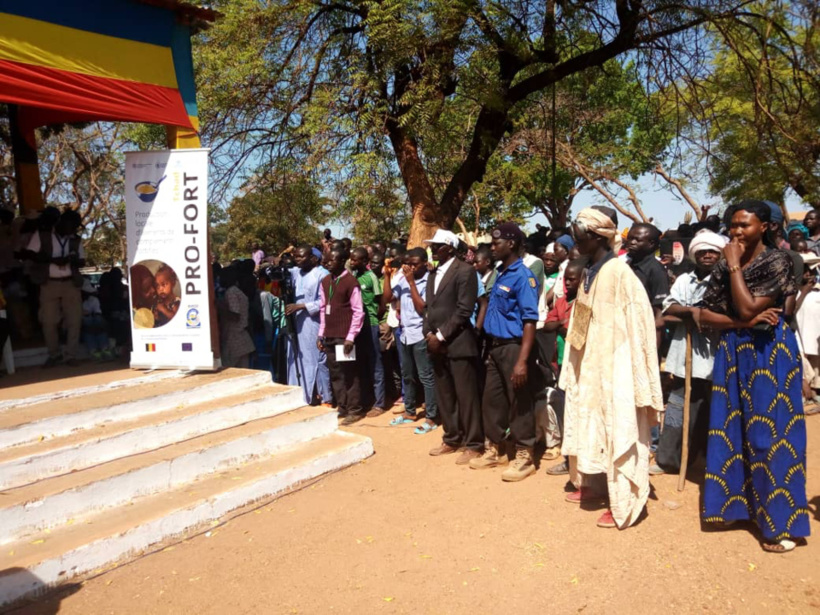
[423,258,478,358]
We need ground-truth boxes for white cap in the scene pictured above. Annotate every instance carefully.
[423,229,460,248]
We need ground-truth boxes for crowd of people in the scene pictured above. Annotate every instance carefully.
[0,198,815,554]
[224,200,817,553]
[0,206,131,369]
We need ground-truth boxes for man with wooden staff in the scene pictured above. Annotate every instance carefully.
[650,230,726,477]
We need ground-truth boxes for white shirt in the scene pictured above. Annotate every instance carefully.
[433,257,454,294]
[553,260,568,299]
[26,231,85,279]
[662,271,716,380]
[83,295,102,316]
[430,258,455,341]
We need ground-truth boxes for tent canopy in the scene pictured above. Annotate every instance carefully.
[0,0,215,134]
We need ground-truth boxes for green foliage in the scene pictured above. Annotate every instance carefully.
[692,2,820,208]
[84,212,125,267]
[219,165,330,261]
[193,0,755,242]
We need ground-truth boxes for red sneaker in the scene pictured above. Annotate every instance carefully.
[565,487,604,504]
[596,509,617,528]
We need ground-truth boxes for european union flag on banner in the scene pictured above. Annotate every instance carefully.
[182,343,193,351]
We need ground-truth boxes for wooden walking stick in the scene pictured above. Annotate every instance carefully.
[677,324,693,492]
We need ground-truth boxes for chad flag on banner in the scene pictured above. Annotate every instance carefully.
[0,1,212,133]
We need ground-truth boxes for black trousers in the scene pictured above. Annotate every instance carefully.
[535,329,556,367]
[656,376,711,472]
[324,337,363,416]
[432,354,483,450]
[535,328,558,387]
[482,341,540,449]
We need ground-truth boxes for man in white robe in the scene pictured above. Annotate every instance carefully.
[286,246,332,405]
[559,207,663,529]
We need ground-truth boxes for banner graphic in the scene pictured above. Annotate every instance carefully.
[125,148,217,370]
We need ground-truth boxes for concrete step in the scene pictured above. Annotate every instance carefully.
[0,383,305,490]
[0,368,179,409]
[0,431,373,608]
[0,406,338,543]
[0,368,273,449]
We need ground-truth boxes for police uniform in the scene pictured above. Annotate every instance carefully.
[482,256,541,449]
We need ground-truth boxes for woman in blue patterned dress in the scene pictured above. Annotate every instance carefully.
[694,200,810,553]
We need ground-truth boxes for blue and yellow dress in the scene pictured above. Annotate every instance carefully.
[701,249,810,541]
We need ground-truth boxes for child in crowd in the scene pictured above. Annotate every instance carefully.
[153,264,180,326]
[473,246,497,292]
[544,258,584,371]
[791,237,810,254]
[81,280,112,360]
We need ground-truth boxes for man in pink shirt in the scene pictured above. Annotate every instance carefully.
[318,249,366,425]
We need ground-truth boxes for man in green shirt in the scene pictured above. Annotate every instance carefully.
[350,247,386,416]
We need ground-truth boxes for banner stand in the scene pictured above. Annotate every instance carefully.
[125,148,220,371]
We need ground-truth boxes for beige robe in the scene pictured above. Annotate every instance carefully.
[559,258,663,528]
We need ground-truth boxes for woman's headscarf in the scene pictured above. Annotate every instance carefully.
[787,222,809,237]
[575,207,622,251]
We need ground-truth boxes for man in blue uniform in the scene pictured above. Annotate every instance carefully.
[470,222,542,481]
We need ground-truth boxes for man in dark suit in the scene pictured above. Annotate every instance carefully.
[423,229,483,464]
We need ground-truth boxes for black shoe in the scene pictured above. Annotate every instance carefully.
[341,413,365,426]
[42,355,62,368]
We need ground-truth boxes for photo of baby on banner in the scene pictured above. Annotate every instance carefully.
[130,260,182,329]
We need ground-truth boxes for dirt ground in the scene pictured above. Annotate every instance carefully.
[16,408,820,615]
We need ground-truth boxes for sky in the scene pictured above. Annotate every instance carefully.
[326,172,812,241]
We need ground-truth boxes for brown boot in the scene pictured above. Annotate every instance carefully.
[501,447,536,482]
[469,441,508,469]
[455,448,483,465]
[429,442,458,456]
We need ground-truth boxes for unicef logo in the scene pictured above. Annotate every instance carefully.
[186,307,201,329]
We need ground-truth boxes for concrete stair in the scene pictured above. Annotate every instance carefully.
[0,369,373,608]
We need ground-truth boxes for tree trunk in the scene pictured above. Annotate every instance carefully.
[387,121,448,247]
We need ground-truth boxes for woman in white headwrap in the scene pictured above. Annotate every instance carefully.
[557,207,663,529]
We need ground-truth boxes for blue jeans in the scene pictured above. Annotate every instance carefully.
[82,315,108,353]
[399,338,437,421]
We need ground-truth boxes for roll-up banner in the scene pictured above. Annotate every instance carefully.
[125,148,218,370]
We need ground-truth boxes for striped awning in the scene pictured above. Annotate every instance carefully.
[0,0,212,133]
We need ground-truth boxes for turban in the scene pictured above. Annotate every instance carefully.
[545,242,555,254]
[575,207,621,251]
[555,234,575,251]
[688,230,728,262]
